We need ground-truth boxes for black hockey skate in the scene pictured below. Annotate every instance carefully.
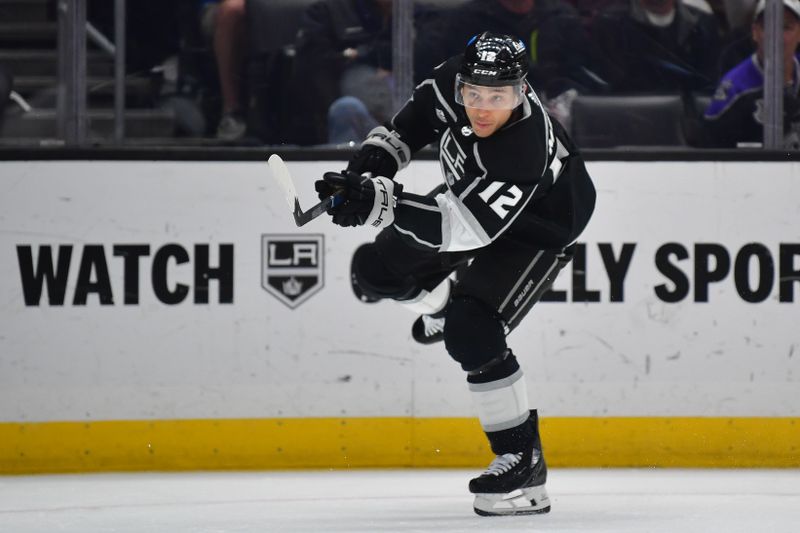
[469,411,550,516]
[411,314,445,344]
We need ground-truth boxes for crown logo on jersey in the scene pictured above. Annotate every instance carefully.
[461,126,473,136]
[282,276,303,297]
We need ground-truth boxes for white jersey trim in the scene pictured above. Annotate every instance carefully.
[523,88,554,177]
[393,224,440,249]
[549,137,569,182]
[418,79,458,122]
[501,93,533,133]
[498,250,545,313]
[507,257,561,325]
[398,198,440,211]
[435,189,491,251]
[458,144,488,202]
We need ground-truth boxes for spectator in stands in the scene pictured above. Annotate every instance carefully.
[716,0,763,77]
[590,0,722,93]
[201,0,248,141]
[722,0,759,31]
[703,0,800,148]
[326,1,448,144]
[287,0,395,145]
[417,0,597,101]
[564,0,627,34]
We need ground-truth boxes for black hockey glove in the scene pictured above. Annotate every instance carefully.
[346,126,411,179]
[347,144,399,179]
[315,171,399,228]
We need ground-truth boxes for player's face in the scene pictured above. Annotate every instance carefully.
[464,100,514,137]
[461,85,516,137]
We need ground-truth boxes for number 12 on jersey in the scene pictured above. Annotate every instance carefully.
[478,182,523,219]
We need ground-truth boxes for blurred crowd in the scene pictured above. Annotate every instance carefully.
[2,0,799,149]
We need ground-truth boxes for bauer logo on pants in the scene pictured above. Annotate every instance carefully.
[261,234,324,309]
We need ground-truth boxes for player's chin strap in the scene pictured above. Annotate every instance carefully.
[363,126,412,172]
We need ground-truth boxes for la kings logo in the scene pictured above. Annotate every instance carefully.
[261,234,324,309]
[440,129,467,186]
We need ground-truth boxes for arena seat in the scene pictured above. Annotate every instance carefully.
[570,94,688,148]
[243,0,466,144]
[243,0,316,143]
[246,0,317,56]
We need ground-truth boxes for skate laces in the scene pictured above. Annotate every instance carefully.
[483,452,523,476]
[421,315,445,336]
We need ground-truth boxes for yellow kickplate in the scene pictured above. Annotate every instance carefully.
[1,417,797,474]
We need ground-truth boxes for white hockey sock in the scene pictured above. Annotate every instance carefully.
[398,278,450,315]
[469,368,530,433]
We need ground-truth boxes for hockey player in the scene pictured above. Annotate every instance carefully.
[315,31,596,516]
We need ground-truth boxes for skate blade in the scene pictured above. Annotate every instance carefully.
[473,485,551,517]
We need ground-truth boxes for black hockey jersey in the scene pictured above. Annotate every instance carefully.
[388,56,595,252]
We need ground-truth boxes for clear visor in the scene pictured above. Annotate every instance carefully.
[454,74,525,110]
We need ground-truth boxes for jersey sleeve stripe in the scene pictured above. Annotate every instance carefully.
[541,112,554,177]
[394,224,441,248]
[398,198,440,211]
[418,79,458,122]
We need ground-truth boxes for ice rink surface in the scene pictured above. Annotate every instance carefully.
[2,468,799,532]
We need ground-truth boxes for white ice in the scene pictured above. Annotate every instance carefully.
[1,468,799,532]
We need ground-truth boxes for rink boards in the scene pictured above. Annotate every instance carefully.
[0,159,798,473]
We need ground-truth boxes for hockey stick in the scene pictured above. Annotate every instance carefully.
[267,154,343,227]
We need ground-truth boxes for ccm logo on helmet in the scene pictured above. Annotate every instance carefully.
[473,68,498,76]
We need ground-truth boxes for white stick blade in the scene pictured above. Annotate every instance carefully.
[267,154,299,211]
